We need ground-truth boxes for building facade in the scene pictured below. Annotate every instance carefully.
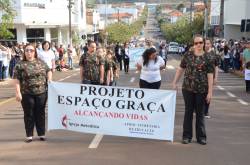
[0,0,87,45]
[224,0,250,40]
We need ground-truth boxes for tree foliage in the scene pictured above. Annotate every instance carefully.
[101,6,148,44]
[160,15,204,44]
[176,3,185,11]
[0,0,16,39]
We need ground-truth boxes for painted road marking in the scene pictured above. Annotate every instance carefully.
[58,75,73,82]
[130,77,135,83]
[237,99,249,106]
[88,134,104,149]
[226,92,236,98]
[217,85,225,90]
[0,98,15,106]
[166,65,175,70]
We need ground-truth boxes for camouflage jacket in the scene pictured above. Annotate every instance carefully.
[180,51,214,93]
[207,50,220,67]
[14,59,50,95]
[79,52,104,82]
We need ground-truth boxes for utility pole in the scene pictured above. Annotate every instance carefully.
[190,0,193,24]
[219,0,224,38]
[204,0,208,38]
[117,8,120,23]
[104,0,108,47]
[68,0,74,45]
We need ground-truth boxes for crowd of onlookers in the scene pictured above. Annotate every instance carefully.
[0,41,87,82]
[213,38,250,73]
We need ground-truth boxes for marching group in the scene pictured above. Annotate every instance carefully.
[2,34,249,145]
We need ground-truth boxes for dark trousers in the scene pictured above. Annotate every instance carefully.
[117,56,123,71]
[0,61,3,80]
[21,93,47,137]
[124,58,129,73]
[139,79,161,89]
[204,102,210,116]
[182,89,207,141]
[224,58,230,73]
[246,80,250,92]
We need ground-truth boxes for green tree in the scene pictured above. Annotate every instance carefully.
[0,0,16,39]
[72,32,82,46]
[160,14,204,44]
[101,6,148,44]
[105,23,132,43]
[86,0,96,8]
[177,3,185,11]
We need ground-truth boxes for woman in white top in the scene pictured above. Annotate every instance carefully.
[38,41,55,72]
[136,47,165,89]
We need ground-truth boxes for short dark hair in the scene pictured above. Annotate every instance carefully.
[88,40,95,47]
[42,41,51,50]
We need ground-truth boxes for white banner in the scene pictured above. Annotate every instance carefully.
[48,82,176,141]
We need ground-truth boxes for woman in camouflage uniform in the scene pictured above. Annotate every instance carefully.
[14,44,52,143]
[172,35,214,145]
[105,49,115,86]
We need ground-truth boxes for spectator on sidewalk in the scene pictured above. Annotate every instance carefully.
[172,34,214,145]
[223,45,231,73]
[58,44,65,61]
[38,41,56,72]
[67,44,73,69]
[0,44,10,81]
[14,43,52,143]
[243,42,250,93]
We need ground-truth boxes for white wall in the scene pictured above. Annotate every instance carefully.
[224,0,250,39]
[13,0,86,27]
[224,25,250,40]
[224,0,248,25]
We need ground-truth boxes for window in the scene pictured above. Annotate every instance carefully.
[211,16,220,25]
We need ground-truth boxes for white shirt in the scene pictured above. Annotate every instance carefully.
[124,48,130,59]
[245,69,250,80]
[0,50,9,66]
[137,56,165,83]
[38,49,55,69]
[0,50,2,61]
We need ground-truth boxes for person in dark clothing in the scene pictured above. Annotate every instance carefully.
[115,43,123,71]
[14,44,52,143]
[122,42,130,73]
[172,35,214,145]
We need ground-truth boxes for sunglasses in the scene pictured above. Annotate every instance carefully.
[25,49,35,53]
[194,41,204,45]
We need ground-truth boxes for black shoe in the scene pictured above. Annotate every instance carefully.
[182,139,191,144]
[25,137,32,143]
[197,139,207,145]
[39,136,46,141]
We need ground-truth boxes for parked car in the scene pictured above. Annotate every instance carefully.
[168,42,179,54]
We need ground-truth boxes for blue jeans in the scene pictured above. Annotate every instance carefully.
[0,61,3,80]
[0,61,7,80]
[68,57,73,69]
